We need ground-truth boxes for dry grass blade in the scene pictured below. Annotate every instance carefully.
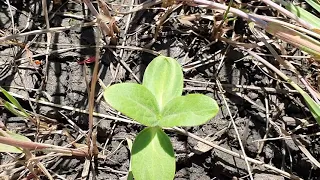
[172,127,303,180]
[249,22,320,103]
[265,22,320,60]
[215,80,254,180]
[116,0,162,14]
[246,51,320,169]
[0,22,96,43]
[98,0,120,34]
[82,0,118,42]
[41,0,51,89]
[261,0,313,29]
[86,29,101,158]
[185,0,268,27]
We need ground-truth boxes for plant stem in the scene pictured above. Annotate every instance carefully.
[0,135,88,157]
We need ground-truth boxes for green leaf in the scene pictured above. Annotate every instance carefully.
[0,87,28,117]
[305,0,320,14]
[283,1,320,28]
[289,84,320,124]
[300,91,320,124]
[131,127,175,180]
[159,94,219,127]
[2,100,28,117]
[0,143,23,153]
[127,172,134,180]
[143,56,183,110]
[103,83,160,126]
[0,131,31,153]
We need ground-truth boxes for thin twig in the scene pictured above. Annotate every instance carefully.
[7,90,136,124]
[185,0,267,28]
[246,50,320,169]
[172,127,302,180]
[87,26,101,157]
[184,79,299,94]
[215,80,254,180]
[261,0,312,29]
[0,22,96,43]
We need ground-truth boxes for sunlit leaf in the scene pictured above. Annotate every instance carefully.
[103,83,160,126]
[280,1,320,28]
[1,99,28,117]
[305,0,320,14]
[131,127,175,180]
[159,94,219,127]
[103,55,220,180]
[0,142,23,153]
[143,56,183,110]
[294,85,320,124]
[0,87,28,117]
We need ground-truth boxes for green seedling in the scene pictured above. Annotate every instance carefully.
[277,0,320,29]
[103,56,219,180]
[0,87,29,118]
[0,87,31,153]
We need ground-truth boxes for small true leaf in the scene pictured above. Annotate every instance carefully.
[103,83,160,126]
[159,94,219,127]
[0,131,31,153]
[143,56,183,110]
[131,127,175,180]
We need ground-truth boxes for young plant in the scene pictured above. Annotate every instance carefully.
[0,87,31,153]
[103,55,219,180]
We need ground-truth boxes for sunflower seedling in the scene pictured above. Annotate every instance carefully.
[103,55,219,180]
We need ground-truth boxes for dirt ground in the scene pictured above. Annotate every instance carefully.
[1,0,320,179]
